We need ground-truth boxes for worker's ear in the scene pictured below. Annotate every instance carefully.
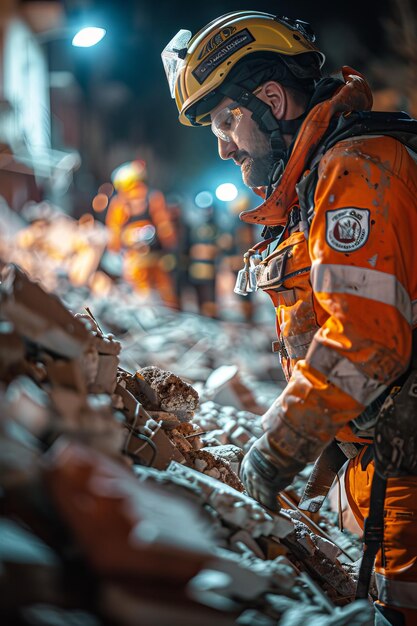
[258,81,287,121]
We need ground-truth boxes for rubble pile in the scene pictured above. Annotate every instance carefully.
[116,364,244,491]
[193,400,264,452]
[0,202,109,294]
[0,264,373,625]
[93,297,281,389]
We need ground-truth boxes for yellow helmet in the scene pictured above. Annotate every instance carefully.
[162,11,325,127]
[111,160,147,192]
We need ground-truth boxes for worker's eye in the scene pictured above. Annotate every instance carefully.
[211,106,243,142]
[220,112,234,130]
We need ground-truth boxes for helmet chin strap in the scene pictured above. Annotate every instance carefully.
[218,82,305,177]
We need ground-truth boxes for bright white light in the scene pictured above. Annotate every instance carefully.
[72,27,106,48]
[215,183,238,202]
[195,191,213,208]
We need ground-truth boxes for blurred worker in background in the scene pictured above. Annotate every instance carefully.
[185,202,218,318]
[106,159,179,308]
[163,11,417,625]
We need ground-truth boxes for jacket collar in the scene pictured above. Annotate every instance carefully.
[239,67,373,226]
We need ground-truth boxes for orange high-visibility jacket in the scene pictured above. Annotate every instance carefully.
[106,187,177,253]
[242,68,417,462]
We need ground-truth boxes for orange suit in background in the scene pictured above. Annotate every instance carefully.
[106,161,178,309]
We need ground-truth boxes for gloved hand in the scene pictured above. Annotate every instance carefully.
[240,433,305,511]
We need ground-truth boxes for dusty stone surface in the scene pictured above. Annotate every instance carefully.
[190,449,244,493]
[137,365,199,417]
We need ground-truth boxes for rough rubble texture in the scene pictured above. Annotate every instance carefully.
[138,365,199,416]
[0,263,372,626]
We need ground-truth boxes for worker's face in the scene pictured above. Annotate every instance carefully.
[210,97,274,188]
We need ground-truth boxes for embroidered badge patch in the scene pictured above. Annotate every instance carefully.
[325,208,370,252]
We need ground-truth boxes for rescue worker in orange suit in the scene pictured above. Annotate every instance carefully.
[163,12,417,625]
[106,160,179,308]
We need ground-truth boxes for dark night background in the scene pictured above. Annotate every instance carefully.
[40,0,402,208]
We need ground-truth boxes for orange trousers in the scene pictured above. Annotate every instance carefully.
[345,447,417,625]
[124,252,178,309]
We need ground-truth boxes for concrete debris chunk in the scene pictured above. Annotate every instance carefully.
[275,598,373,626]
[189,449,244,492]
[188,559,272,603]
[167,462,293,539]
[5,376,52,438]
[236,610,276,625]
[228,529,266,560]
[213,548,298,594]
[313,535,342,562]
[147,410,182,429]
[201,444,244,475]
[46,357,88,393]
[203,365,264,414]
[285,519,357,601]
[0,264,91,358]
[76,311,121,394]
[0,322,25,380]
[137,365,199,418]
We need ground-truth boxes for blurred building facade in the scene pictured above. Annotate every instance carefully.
[0,0,81,212]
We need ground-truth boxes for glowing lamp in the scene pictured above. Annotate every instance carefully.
[72,27,106,48]
[215,183,238,202]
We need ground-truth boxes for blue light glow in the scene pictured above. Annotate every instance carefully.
[195,191,213,208]
[72,27,106,48]
[215,183,238,202]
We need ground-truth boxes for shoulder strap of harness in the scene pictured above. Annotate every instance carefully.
[355,470,387,600]
[322,110,417,155]
[297,110,417,238]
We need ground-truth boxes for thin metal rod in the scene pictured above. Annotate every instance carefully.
[278,492,355,563]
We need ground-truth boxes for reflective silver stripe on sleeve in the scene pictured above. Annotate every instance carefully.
[376,573,417,610]
[307,339,387,406]
[311,262,412,324]
[284,328,318,359]
[413,300,417,326]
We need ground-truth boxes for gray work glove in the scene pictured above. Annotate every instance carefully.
[240,433,305,511]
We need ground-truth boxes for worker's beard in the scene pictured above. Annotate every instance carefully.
[239,127,275,188]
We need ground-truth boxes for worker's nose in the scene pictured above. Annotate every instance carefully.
[218,137,236,161]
